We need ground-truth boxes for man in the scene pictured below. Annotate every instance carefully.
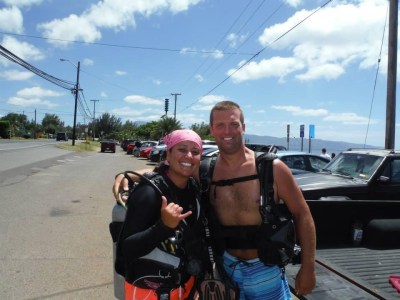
[205,101,316,299]
[320,148,331,160]
[113,100,316,298]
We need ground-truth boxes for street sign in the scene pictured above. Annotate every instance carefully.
[309,124,315,138]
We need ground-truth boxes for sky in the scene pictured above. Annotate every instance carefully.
[0,0,399,148]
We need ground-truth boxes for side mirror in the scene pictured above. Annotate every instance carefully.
[378,176,390,183]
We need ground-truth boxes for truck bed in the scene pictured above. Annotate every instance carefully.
[285,247,400,299]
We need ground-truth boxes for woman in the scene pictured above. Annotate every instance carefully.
[117,129,206,300]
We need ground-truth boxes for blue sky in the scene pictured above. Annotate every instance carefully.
[0,0,398,148]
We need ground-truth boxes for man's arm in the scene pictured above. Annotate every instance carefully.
[112,168,153,205]
[273,159,316,296]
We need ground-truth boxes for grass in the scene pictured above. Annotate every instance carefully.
[56,140,101,152]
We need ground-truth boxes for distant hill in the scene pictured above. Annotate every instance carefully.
[244,134,380,155]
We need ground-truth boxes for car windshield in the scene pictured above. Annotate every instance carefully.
[323,153,384,180]
[202,147,218,155]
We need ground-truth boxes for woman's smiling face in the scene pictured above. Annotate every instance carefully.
[166,140,201,185]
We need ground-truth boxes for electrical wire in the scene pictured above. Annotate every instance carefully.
[0,31,255,56]
[0,45,75,90]
[182,0,334,111]
[363,2,389,148]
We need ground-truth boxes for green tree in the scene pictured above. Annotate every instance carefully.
[0,120,10,138]
[41,114,63,135]
[158,117,182,138]
[1,113,28,137]
[94,113,122,139]
[190,122,212,140]
[134,121,160,140]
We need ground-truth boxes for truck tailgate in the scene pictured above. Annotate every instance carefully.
[285,247,400,300]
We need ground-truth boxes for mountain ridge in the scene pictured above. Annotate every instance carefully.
[244,134,381,155]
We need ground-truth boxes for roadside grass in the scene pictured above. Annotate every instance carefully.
[56,141,101,152]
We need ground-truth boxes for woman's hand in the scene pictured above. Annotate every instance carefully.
[160,196,192,228]
[112,173,129,205]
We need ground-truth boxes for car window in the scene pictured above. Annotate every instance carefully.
[280,156,305,170]
[309,156,329,171]
[382,159,400,183]
[325,153,384,180]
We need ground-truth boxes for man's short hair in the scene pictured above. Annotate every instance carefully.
[210,100,244,126]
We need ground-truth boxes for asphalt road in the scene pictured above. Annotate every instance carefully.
[0,143,154,299]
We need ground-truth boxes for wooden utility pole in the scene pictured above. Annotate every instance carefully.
[91,99,99,141]
[385,0,398,149]
[171,93,181,121]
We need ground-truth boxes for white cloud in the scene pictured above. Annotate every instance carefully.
[0,36,44,67]
[272,105,329,117]
[226,33,247,48]
[115,70,127,76]
[231,0,388,82]
[0,69,34,80]
[192,94,228,111]
[6,86,63,108]
[111,106,154,117]
[124,95,163,105]
[100,91,108,97]
[283,0,303,8]
[0,6,23,33]
[153,79,162,85]
[37,0,202,47]
[83,58,94,66]
[2,0,43,7]
[229,56,305,83]
[296,63,345,81]
[323,112,378,125]
[7,97,57,107]
[17,86,64,98]
[195,74,204,82]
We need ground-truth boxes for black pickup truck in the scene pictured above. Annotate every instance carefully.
[294,148,400,200]
[288,149,400,299]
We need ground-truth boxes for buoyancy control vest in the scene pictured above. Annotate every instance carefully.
[115,171,208,291]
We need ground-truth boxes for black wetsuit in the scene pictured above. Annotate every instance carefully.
[117,174,205,288]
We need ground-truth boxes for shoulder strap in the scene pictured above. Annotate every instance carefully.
[124,171,174,207]
[199,156,217,196]
[256,153,278,223]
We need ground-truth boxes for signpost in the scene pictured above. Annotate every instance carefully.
[309,124,315,153]
[300,124,304,151]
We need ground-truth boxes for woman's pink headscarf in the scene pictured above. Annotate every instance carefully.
[163,129,203,152]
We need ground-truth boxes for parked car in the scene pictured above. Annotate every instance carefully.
[100,140,116,153]
[276,151,330,173]
[149,144,167,162]
[201,145,219,160]
[126,141,142,155]
[133,141,158,157]
[246,143,286,152]
[139,145,155,159]
[294,148,400,200]
[56,132,68,141]
[121,139,137,151]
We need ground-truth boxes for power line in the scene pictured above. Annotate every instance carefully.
[182,0,334,111]
[0,31,256,56]
[0,45,75,90]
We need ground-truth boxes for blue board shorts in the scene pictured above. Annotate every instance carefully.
[223,251,292,300]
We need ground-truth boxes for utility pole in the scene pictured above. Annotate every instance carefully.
[170,93,181,121]
[60,59,82,146]
[34,109,37,139]
[72,61,80,146]
[91,99,99,141]
[385,0,398,149]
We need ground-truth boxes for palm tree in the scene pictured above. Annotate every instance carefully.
[157,116,182,139]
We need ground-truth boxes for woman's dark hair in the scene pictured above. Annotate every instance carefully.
[153,160,168,174]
